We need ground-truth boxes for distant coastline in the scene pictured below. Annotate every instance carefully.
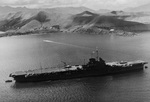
[0,28,138,38]
[0,28,61,38]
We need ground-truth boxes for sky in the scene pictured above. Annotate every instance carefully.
[0,0,150,10]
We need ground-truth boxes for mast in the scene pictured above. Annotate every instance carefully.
[96,47,99,61]
[90,47,99,61]
[40,62,42,73]
[83,59,85,65]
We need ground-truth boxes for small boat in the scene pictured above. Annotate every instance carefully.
[5,80,13,83]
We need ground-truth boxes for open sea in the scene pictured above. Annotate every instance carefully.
[1,32,150,102]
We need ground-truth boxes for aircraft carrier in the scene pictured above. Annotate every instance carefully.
[9,50,148,83]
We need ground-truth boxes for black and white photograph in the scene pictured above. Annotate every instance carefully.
[0,0,150,102]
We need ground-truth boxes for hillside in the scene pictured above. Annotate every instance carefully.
[66,11,148,33]
[0,6,150,36]
[0,6,93,32]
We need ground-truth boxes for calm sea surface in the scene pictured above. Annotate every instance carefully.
[1,32,150,102]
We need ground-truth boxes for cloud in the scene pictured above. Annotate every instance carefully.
[0,0,149,10]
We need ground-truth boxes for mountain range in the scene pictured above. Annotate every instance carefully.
[0,5,150,33]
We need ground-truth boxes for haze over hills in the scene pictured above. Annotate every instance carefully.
[0,6,94,15]
[96,9,111,14]
[125,3,150,12]
[124,4,150,24]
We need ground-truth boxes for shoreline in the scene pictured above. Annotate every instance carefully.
[0,30,62,38]
[0,29,143,38]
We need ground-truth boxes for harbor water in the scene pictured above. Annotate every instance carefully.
[1,32,150,102]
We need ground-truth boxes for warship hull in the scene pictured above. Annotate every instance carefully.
[10,61,147,83]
